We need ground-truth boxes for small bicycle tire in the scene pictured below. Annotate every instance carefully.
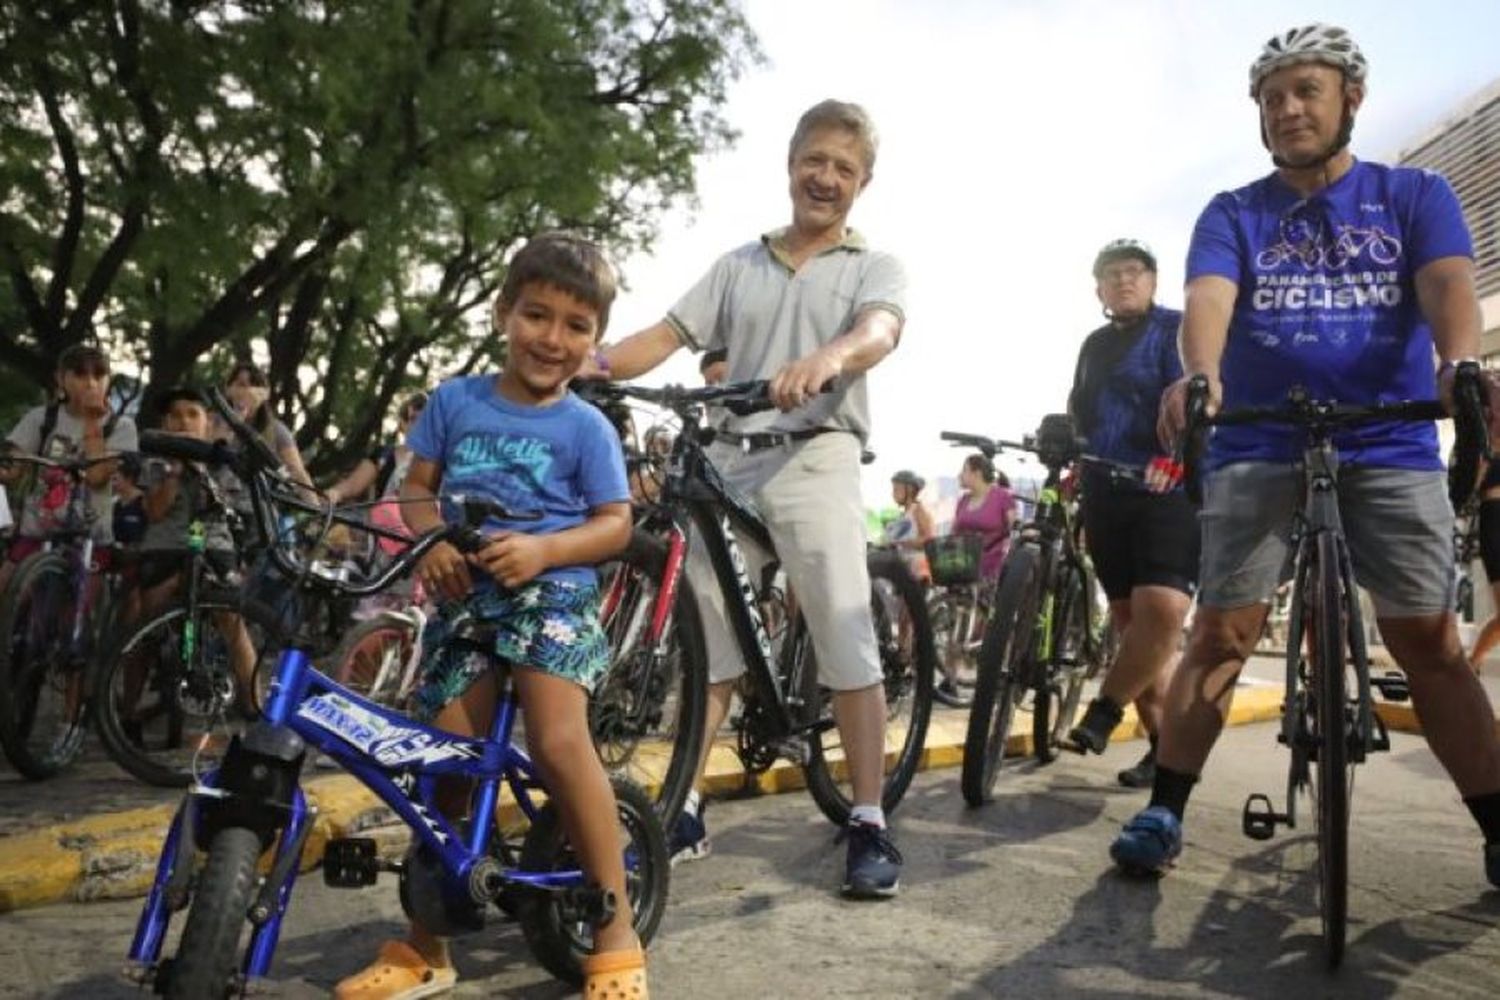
[961,543,1041,806]
[163,825,263,1000]
[516,777,669,985]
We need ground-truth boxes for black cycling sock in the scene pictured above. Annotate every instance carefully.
[1464,790,1500,843]
[1148,765,1198,821]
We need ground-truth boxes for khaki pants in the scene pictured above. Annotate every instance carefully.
[687,432,882,691]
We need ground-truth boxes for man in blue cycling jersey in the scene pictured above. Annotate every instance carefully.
[1112,23,1500,884]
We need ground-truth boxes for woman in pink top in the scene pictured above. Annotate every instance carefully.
[951,453,1017,582]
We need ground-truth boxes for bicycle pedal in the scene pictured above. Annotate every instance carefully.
[1371,671,1410,703]
[1241,793,1286,841]
[323,837,380,887]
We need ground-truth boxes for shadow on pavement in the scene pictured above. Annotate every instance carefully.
[955,836,1500,999]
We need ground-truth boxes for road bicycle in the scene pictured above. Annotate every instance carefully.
[578,379,936,826]
[0,451,124,779]
[1178,367,1487,968]
[127,392,668,998]
[949,417,1116,806]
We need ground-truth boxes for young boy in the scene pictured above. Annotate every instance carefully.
[334,234,640,1000]
[0,344,138,593]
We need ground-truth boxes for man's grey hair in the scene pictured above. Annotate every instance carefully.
[788,99,878,175]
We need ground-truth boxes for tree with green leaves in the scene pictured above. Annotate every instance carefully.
[0,0,759,472]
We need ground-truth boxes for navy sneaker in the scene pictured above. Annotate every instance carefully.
[1110,805,1182,875]
[1486,841,1500,889]
[669,800,710,866]
[843,821,902,899]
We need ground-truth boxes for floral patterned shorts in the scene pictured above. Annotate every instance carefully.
[411,579,609,721]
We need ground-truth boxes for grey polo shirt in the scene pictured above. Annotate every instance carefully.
[665,228,906,443]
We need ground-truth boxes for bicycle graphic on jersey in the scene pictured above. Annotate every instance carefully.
[1255,221,1401,271]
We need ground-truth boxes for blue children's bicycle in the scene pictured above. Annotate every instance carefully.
[126,393,668,998]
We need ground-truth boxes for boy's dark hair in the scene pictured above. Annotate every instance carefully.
[496,232,617,336]
[57,344,110,375]
[155,385,209,421]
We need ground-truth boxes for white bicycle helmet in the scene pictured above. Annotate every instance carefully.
[1092,238,1157,279]
[1249,23,1368,98]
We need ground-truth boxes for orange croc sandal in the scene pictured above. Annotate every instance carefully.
[582,946,649,999]
[332,940,457,1000]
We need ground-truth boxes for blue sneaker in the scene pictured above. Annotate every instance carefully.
[1110,805,1183,875]
[1486,842,1500,889]
[669,800,710,866]
[843,821,902,899]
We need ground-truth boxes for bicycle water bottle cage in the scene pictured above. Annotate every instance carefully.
[1034,413,1082,469]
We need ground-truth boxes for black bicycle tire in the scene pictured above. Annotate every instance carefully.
[1043,566,1094,757]
[961,543,1040,806]
[593,529,708,826]
[801,548,937,825]
[93,595,283,788]
[1313,531,1350,969]
[0,550,89,780]
[515,777,669,986]
[164,825,263,1000]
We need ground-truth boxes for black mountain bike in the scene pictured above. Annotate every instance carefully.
[1183,367,1488,968]
[949,416,1115,807]
[580,379,937,826]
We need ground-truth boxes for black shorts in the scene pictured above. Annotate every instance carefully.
[137,549,236,592]
[1479,499,1500,584]
[1080,487,1200,601]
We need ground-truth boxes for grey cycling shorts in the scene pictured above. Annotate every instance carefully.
[1199,461,1454,618]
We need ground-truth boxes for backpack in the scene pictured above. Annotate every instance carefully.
[36,399,120,453]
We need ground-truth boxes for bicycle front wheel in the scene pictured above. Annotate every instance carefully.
[961,543,1040,806]
[0,551,89,779]
[163,825,264,999]
[93,595,282,787]
[1036,564,1095,762]
[801,547,937,825]
[1312,531,1351,968]
[592,530,708,825]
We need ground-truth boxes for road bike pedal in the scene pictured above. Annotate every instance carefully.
[1241,793,1285,841]
[1368,711,1392,754]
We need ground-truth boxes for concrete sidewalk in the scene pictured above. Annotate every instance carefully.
[0,676,1290,915]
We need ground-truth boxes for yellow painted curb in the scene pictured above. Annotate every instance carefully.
[0,683,1290,914]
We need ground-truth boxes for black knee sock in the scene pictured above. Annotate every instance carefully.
[1464,790,1500,843]
[1148,765,1197,820]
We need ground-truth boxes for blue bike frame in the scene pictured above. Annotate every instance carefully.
[129,642,585,979]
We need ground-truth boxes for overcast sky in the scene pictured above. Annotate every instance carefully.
[602,0,1500,508]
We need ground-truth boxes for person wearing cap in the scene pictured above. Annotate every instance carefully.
[1111,24,1500,884]
[0,344,138,593]
[1063,239,1199,790]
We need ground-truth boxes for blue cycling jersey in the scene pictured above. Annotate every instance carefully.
[1069,304,1183,483]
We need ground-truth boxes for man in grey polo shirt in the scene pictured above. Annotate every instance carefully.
[591,99,907,898]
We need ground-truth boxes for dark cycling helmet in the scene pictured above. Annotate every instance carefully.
[1092,238,1157,280]
[1249,23,1367,99]
[891,469,925,492]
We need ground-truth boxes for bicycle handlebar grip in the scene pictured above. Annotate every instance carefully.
[1448,361,1489,508]
[139,431,243,472]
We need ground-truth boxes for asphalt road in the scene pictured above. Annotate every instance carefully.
[3,718,1499,999]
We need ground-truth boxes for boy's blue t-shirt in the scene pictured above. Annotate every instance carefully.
[406,375,629,588]
[1185,159,1473,471]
